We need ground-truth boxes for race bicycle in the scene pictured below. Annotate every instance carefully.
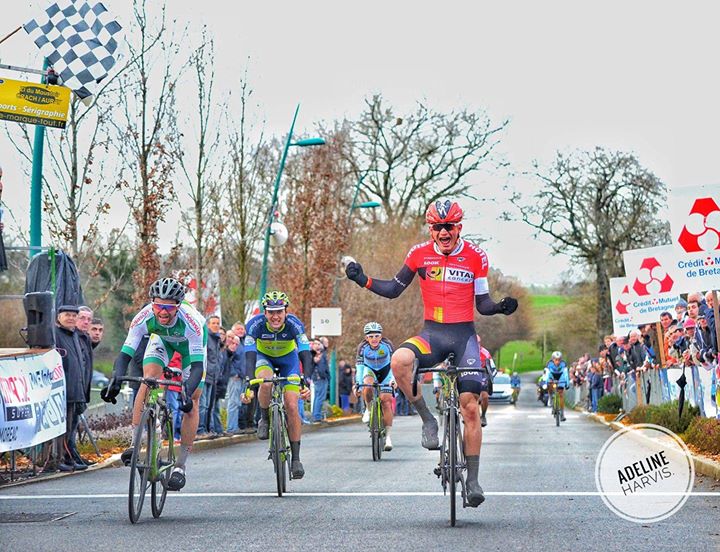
[117,367,184,523]
[248,371,303,497]
[548,379,562,427]
[356,382,389,461]
[413,353,478,527]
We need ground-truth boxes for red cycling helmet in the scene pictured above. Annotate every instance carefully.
[425,200,464,225]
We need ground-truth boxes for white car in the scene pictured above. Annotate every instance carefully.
[489,373,513,403]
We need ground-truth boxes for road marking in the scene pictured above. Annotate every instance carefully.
[1,491,718,500]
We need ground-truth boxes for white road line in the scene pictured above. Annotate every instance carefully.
[0,491,718,500]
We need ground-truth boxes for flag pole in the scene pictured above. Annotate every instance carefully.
[29,58,49,258]
[0,26,22,46]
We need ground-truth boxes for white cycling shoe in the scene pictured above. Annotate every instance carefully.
[384,435,393,451]
[362,410,370,424]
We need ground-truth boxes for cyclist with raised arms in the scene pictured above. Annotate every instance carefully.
[345,199,518,507]
[245,291,312,479]
[546,351,569,421]
[101,278,206,491]
[355,321,395,451]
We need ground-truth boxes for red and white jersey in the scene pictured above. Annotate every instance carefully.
[404,238,490,323]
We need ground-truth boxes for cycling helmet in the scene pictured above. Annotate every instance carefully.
[551,351,563,360]
[425,199,464,225]
[363,321,383,335]
[262,290,290,311]
[149,278,186,303]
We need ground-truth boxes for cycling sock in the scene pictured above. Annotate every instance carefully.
[385,426,391,437]
[411,397,435,424]
[176,445,192,469]
[260,408,269,421]
[130,425,138,447]
[290,441,300,461]
[466,455,480,482]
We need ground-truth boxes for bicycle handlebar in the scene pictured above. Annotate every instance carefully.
[249,375,303,386]
[412,353,484,396]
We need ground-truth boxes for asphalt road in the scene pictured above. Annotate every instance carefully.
[1,376,719,552]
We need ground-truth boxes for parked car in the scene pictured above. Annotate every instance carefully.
[92,370,109,389]
[489,373,513,402]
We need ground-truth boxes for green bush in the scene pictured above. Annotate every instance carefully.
[597,394,622,414]
[628,400,699,434]
[684,417,720,455]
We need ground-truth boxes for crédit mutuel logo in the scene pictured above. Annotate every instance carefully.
[677,197,720,253]
[614,284,631,315]
[632,257,674,296]
[595,424,694,523]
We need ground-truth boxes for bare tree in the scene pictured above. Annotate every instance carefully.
[4,74,130,287]
[111,0,182,309]
[510,147,669,336]
[352,94,508,220]
[176,29,222,312]
[216,73,274,320]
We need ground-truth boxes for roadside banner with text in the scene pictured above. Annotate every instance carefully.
[667,183,720,290]
[0,349,66,453]
[0,77,71,129]
[622,245,681,325]
[609,277,637,336]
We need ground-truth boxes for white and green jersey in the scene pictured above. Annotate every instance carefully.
[121,302,208,367]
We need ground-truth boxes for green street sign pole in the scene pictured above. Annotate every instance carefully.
[29,59,49,258]
[258,104,300,301]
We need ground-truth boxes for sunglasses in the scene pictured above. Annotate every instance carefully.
[152,302,179,311]
[366,333,382,338]
[431,223,458,232]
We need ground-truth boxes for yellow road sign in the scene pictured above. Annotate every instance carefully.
[0,77,70,129]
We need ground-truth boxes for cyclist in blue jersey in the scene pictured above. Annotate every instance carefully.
[244,291,312,479]
[546,351,569,421]
[355,322,395,451]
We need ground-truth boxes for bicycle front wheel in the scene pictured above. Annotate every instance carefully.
[370,399,382,461]
[271,405,285,497]
[151,411,175,518]
[128,409,152,524]
[555,395,561,426]
[449,406,457,527]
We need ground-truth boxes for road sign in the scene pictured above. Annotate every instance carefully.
[0,77,70,129]
[311,307,342,338]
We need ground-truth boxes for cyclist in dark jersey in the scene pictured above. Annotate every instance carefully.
[345,199,518,506]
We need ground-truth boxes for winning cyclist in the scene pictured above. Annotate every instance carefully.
[101,278,206,491]
[355,322,395,451]
[245,291,312,479]
[546,351,569,421]
[345,199,518,507]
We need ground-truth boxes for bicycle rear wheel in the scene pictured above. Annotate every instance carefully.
[271,405,285,497]
[151,411,174,518]
[449,406,457,527]
[370,399,381,461]
[128,409,152,524]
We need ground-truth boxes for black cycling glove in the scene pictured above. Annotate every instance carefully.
[100,377,121,404]
[345,261,368,288]
[498,297,518,315]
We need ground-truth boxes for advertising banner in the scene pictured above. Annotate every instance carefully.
[622,245,681,325]
[0,77,71,129]
[0,349,66,453]
[667,184,720,290]
[609,277,637,336]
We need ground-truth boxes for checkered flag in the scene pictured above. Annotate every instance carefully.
[23,0,123,99]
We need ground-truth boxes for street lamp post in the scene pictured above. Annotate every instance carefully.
[258,105,325,301]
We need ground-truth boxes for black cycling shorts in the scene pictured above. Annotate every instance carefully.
[399,321,489,395]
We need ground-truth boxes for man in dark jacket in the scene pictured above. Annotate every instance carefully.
[307,339,330,422]
[54,305,88,472]
[338,360,354,413]
[224,331,246,433]
[198,315,222,436]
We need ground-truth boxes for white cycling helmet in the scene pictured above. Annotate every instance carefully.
[551,351,563,360]
[364,321,383,335]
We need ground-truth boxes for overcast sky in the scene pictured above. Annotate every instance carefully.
[1,1,718,285]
